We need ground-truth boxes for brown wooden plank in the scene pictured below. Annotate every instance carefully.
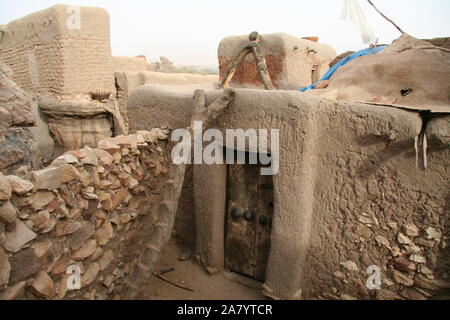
[253,172,274,281]
[225,163,259,278]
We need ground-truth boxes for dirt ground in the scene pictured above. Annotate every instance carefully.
[137,238,267,300]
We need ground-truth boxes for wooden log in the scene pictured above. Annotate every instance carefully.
[250,42,274,90]
[192,89,236,129]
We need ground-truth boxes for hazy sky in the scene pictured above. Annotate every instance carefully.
[1,0,449,66]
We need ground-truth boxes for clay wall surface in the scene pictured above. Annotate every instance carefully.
[0,131,186,300]
[0,5,115,97]
[218,33,336,90]
[116,72,217,131]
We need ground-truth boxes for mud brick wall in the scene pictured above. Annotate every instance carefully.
[0,130,185,300]
[112,57,151,73]
[0,5,115,97]
[218,33,336,90]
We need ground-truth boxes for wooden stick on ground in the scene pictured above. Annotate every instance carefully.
[154,272,194,292]
[366,0,404,34]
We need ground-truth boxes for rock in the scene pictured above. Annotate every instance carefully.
[69,221,95,250]
[81,263,100,288]
[111,188,129,209]
[33,165,80,190]
[73,239,97,260]
[419,265,433,276]
[57,274,70,299]
[119,213,131,224]
[354,224,373,238]
[414,274,450,291]
[30,210,50,230]
[30,272,55,298]
[393,257,416,272]
[40,217,57,234]
[55,221,81,237]
[50,254,71,276]
[0,173,12,200]
[98,249,113,271]
[391,246,401,257]
[59,165,80,183]
[415,237,435,248]
[79,169,92,187]
[94,149,114,166]
[4,220,37,253]
[0,201,17,224]
[403,224,419,237]
[31,240,52,260]
[82,199,100,220]
[0,247,11,289]
[95,220,113,246]
[358,215,378,226]
[375,235,391,249]
[424,227,441,241]
[1,281,27,300]
[409,254,426,264]
[80,146,99,166]
[151,128,169,140]
[97,139,120,153]
[397,233,412,245]
[393,270,414,287]
[387,222,398,231]
[0,128,42,175]
[32,167,61,190]
[103,274,114,288]
[377,289,401,300]
[333,271,346,279]
[27,191,56,211]
[340,260,358,271]
[400,288,426,300]
[89,247,104,262]
[9,248,41,283]
[82,191,99,200]
[341,294,357,300]
[6,175,34,195]
[50,154,78,166]
[403,244,421,254]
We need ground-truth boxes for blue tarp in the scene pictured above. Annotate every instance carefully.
[299,46,387,92]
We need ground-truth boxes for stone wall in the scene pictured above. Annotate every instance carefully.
[0,5,115,97]
[0,130,185,300]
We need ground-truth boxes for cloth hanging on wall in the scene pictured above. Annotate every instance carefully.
[342,0,377,44]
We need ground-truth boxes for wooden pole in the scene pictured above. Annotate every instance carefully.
[366,0,404,34]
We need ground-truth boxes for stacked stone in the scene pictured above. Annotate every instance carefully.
[0,128,174,300]
[328,219,449,300]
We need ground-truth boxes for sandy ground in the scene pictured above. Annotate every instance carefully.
[137,238,267,300]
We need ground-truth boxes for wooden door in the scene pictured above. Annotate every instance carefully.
[225,161,274,281]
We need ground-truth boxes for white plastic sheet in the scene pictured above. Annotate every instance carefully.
[342,0,377,45]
